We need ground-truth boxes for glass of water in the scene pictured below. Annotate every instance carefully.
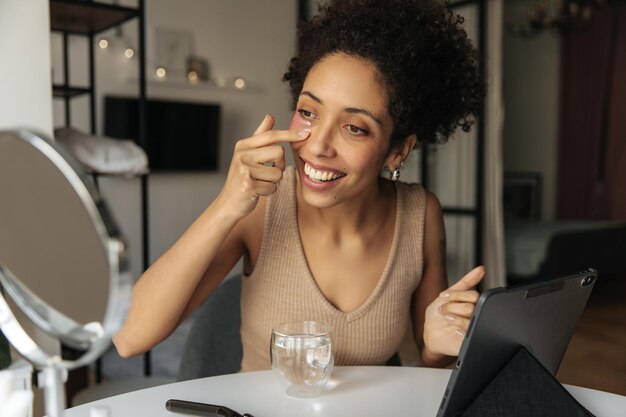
[270,321,334,398]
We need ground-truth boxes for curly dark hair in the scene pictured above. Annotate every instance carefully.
[283,0,485,148]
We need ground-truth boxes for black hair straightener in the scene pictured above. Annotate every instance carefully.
[166,399,255,417]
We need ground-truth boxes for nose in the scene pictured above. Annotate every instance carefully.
[306,122,337,158]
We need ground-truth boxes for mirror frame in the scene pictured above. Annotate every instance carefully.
[0,129,131,370]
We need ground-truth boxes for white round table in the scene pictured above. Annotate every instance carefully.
[64,366,626,417]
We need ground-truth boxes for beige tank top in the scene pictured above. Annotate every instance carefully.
[240,166,426,371]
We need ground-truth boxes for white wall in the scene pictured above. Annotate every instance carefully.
[0,0,54,353]
[50,1,298,279]
[1,2,55,413]
[0,0,53,137]
[502,0,560,220]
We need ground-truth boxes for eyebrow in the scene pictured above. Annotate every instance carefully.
[300,91,384,127]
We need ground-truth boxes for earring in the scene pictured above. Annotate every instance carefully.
[389,160,404,181]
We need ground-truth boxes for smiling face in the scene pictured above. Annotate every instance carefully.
[290,53,406,209]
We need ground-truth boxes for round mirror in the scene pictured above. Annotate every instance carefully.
[0,129,130,403]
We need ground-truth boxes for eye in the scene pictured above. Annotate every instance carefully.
[297,109,316,120]
[346,124,369,135]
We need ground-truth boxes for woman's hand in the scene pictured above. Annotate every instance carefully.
[215,114,310,220]
[423,266,486,357]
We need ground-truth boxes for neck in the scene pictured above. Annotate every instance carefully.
[296,176,396,239]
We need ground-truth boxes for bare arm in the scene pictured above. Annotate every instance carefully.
[411,191,454,368]
[411,191,486,368]
[113,198,247,358]
[113,115,310,357]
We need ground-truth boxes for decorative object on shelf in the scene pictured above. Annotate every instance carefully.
[503,172,543,221]
[186,55,209,83]
[506,0,613,37]
[156,28,193,79]
[55,127,149,176]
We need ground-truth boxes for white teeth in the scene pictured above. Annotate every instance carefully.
[304,163,343,182]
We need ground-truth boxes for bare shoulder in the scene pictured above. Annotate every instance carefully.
[401,182,441,215]
[423,190,445,265]
[424,189,443,226]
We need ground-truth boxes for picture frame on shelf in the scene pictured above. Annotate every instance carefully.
[186,55,210,82]
[155,28,194,78]
[503,171,543,221]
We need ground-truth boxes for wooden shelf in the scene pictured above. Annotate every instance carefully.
[50,0,139,35]
[53,84,91,98]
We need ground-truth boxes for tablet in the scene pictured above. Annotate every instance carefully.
[437,269,597,417]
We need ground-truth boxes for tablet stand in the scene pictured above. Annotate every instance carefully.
[460,346,595,417]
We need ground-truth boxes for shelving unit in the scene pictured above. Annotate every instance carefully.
[52,85,91,98]
[49,0,152,397]
[50,0,139,34]
[50,0,144,130]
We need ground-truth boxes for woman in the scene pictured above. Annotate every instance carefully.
[114,0,485,370]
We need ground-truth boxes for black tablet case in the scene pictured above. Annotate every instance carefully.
[438,270,597,417]
[459,346,595,417]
